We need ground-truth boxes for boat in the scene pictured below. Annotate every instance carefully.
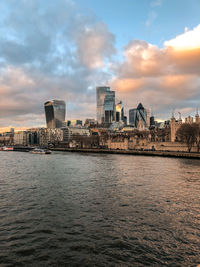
[2,146,14,151]
[29,148,51,154]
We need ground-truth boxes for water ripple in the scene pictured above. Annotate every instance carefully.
[0,151,200,266]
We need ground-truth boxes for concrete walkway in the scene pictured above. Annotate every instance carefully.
[51,148,200,159]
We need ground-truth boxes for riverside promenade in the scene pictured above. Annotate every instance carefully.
[51,148,200,159]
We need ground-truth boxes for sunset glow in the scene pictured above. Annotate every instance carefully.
[0,0,200,129]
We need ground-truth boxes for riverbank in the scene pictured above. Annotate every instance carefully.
[51,147,200,159]
[2,146,199,159]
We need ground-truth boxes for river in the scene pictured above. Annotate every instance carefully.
[0,151,199,266]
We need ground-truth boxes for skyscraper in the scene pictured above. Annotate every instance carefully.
[104,91,115,123]
[44,100,66,128]
[96,86,115,124]
[116,101,125,122]
[96,86,110,124]
[129,103,150,128]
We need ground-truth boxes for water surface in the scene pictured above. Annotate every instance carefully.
[0,151,199,266]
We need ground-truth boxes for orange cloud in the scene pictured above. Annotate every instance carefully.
[162,75,186,88]
[167,47,200,74]
[115,24,200,83]
[111,78,145,92]
[112,24,200,117]
[119,41,165,77]
[159,74,196,98]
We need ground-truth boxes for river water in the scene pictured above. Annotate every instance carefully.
[0,151,199,266]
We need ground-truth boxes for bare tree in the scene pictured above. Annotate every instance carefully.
[176,123,199,152]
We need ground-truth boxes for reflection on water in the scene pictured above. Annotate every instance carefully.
[0,151,199,266]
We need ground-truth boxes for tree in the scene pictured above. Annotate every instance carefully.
[176,123,199,152]
[194,123,200,152]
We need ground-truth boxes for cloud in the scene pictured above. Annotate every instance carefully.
[0,62,111,128]
[0,0,115,128]
[117,40,166,77]
[111,24,200,119]
[75,23,115,69]
[0,0,115,71]
[164,24,200,50]
[111,78,145,93]
[0,0,199,128]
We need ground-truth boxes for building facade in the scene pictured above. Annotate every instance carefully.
[116,101,125,123]
[14,131,29,146]
[185,116,193,124]
[129,103,150,129]
[96,86,115,124]
[44,100,66,128]
[96,86,110,124]
[62,127,90,142]
[104,91,115,123]
[70,120,83,127]
[38,128,64,146]
[170,111,200,142]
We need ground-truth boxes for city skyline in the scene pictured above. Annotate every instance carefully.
[0,0,200,131]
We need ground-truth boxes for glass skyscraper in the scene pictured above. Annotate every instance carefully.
[96,86,115,124]
[129,103,150,128]
[104,91,115,123]
[44,100,66,128]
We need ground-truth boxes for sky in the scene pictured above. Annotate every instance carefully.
[0,0,200,131]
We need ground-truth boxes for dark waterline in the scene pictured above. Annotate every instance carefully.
[0,151,199,266]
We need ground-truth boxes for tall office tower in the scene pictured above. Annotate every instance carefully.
[116,101,125,122]
[96,86,115,124]
[44,100,66,128]
[96,86,110,123]
[104,91,115,123]
[129,103,150,128]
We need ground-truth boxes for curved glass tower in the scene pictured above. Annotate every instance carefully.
[129,103,150,128]
[44,100,66,128]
